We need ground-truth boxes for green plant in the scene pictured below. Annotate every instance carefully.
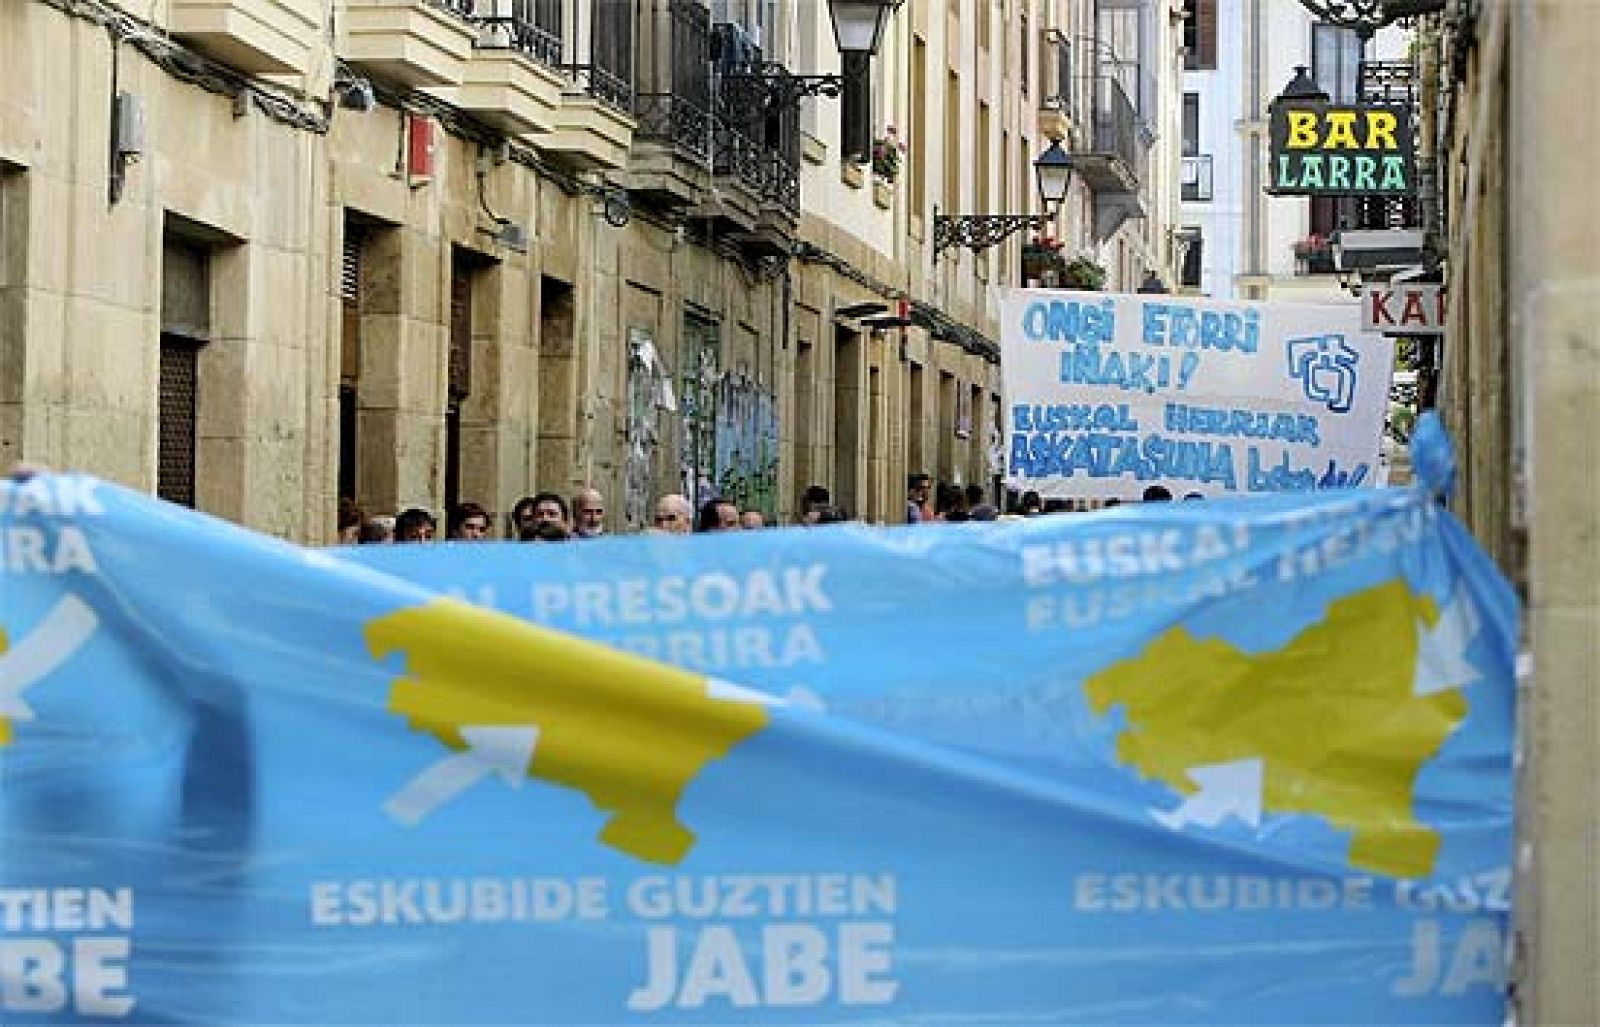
[1021,238,1066,283]
[1060,255,1108,291]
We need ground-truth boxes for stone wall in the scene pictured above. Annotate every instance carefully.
[1438,0,1599,1020]
[0,1,1004,541]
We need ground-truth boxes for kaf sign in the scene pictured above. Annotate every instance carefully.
[1363,283,1445,336]
[1268,103,1415,196]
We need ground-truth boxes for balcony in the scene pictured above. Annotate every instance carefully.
[442,3,567,136]
[1182,154,1213,202]
[706,31,803,253]
[169,0,322,75]
[541,65,638,171]
[627,0,715,206]
[342,0,477,88]
[1068,72,1144,195]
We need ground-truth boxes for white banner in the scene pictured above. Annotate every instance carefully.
[1001,289,1393,499]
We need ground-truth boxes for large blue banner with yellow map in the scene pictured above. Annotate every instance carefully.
[0,420,1516,1023]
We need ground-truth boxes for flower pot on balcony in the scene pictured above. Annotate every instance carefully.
[1021,243,1064,285]
[873,181,893,209]
[1060,256,1108,292]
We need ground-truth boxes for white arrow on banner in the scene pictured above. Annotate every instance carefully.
[1415,582,1482,696]
[384,725,540,827]
[0,594,99,719]
[1150,757,1264,832]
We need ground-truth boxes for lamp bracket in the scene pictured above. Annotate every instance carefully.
[932,211,1051,260]
[1288,0,1402,39]
[721,63,846,113]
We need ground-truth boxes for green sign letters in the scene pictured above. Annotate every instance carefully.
[1267,103,1416,196]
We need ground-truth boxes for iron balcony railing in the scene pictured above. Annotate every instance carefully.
[1182,154,1213,202]
[1358,59,1416,106]
[563,64,634,112]
[1314,195,1423,234]
[580,0,635,111]
[1078,72,1145,182]
[635,0,714,161]
[711,22,768,196]
[473,0,564,68]
[712,62,802,213]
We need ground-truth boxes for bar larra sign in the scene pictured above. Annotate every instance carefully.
[1267,103,1416,196]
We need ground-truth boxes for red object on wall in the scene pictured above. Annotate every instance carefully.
[407,115,436,187]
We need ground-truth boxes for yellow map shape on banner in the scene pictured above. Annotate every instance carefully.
[0,624,11,745]
[1085,579,1467,878]
[366,599,768,865]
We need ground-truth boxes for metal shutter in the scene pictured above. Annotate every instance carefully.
[158,337,198,508]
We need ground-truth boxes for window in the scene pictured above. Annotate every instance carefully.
[977,102,991,213]
[1018,134,1029,212]
[447,248,496,514]
[159,236,210,508]
[589,0,634,103]
[1312,23,1364,102]
[944,71,960,210]
[537,276,576,497]
[978,0,991,50]
[338,216,366,504]
[1000,127,1011,282]
[1183,0,1217,71]
[1180,230,1203,288]
[1020,12,1029,95]
[1309,24,1364,243]
[909,37,927,215]
[799,2,821,135]
[1182,92,1199,155]
[841,51,871,162]
[833,326,862,517]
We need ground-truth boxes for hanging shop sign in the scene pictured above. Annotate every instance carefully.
[1363,283,1446,336]
[1267,103,1416,196]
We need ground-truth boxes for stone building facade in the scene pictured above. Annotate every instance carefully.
[1423,0,1598,1020]
[0,0,1181,540]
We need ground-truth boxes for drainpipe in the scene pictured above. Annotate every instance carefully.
[1247,0,1263,291]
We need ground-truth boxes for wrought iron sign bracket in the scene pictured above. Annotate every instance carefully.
[932,210,1051,260]
[721,63,845,113]
[1289,0,1442,39]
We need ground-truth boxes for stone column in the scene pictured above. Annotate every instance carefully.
[1509,0,1600,1021]
[356,226,445,516]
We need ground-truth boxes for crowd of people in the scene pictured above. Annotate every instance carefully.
[336,488,767,545]
[337,475,1201,545]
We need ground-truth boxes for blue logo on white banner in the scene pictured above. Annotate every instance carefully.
[1002,288,1394,497]
[0,420,1516,1023]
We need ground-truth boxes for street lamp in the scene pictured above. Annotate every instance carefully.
[726,0,903,117]
[829,0,902,56]
[1034,140,1073,212]
[1277,65,1330,103]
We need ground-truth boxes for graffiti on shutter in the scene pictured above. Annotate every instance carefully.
[679,316,720,508]
[712,371,778,518]
[625,328,671,532]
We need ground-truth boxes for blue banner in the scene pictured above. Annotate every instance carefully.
[0,425,1517,1023]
